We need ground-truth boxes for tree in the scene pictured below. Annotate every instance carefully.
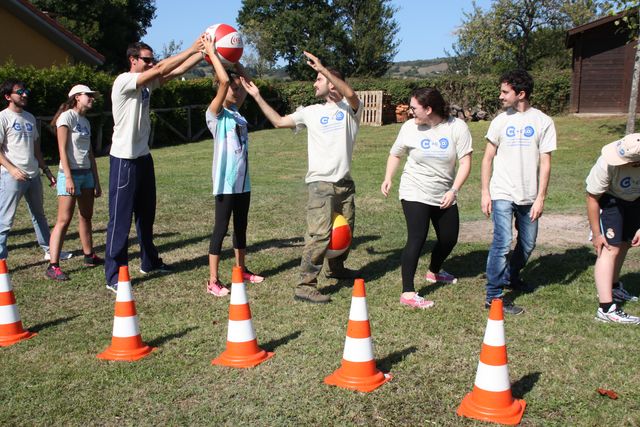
[237,0,399,79]
[450,0,602,74]
[160,40,183,60]
[31,0,156,72]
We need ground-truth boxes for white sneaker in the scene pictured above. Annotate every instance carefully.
[612,282,639,303]
[44,251,73,261]
[595,304,640,324]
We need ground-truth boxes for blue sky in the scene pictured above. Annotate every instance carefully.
[144,0,493,62]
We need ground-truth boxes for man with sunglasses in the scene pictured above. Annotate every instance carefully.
[0,79,61,261]
[105,38,204,292]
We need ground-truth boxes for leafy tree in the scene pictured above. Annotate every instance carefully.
[237,0,399,79]
[31,0,156,72]
[160,39,183,60]
[450,0,602,74]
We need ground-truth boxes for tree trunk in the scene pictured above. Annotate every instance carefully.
[626,17,640,134]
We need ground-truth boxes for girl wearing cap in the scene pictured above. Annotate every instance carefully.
[586,133,640,324]
[46,84,102,281]
[202,34,264,297]
[381,87,472,309]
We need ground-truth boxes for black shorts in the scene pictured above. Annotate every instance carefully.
[599,194,640,244]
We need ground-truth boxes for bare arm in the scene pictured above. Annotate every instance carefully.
[480,141,497,217]
[136,37,204,88]
[586,192,609,256]
[203,35,230,116]
[303,51,359,112]
[241,79,296,128]
[0,148,28,181]
[381,154,402,197]
[88,146,101,198]
[530,152,552,221]
[57,125,75,194]
[34,137,55,186]
[441,153,472,209]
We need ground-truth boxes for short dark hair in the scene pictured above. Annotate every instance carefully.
[1,79,25,105]
[500,69,534,99]
[410,87,449,118]
[325,67,344,81]
[126,42,154,60]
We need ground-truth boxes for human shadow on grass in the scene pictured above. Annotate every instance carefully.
[509,247,593,301]
[7,228,108,253]
[511,371,541,399]
[261,330,302,352]
[147,326,199,348]
[30,315,79,333]
[377,346,418,373]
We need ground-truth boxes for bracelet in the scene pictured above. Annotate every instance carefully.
[450,187,458,196]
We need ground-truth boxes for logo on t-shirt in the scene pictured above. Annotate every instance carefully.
[419,137,449,157]
[439,138,449,149]
[505,125,535,145]
[335,111,345,121]
[142,87,150,103]
[320,116,329,125]
[420,138,431,149]
[621,177,631,188]
[74,123,90,136]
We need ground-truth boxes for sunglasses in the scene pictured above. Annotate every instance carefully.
[137,56,155,64]
[82,93,96,98]
[14,88,31,96]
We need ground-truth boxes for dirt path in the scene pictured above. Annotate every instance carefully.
[459,214,590,248]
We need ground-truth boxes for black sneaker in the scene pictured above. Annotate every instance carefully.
[83,253,104,267]
[325,268,359,280]
[294,285,331,303]
[140,262,172,275]
[485,300,524,315]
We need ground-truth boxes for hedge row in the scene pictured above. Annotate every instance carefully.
[0,62,571,160]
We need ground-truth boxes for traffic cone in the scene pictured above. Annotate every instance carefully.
[0,259,36,347]
[457,299,526,425]
[324,278,392,392]
[212,266,274,368]
[97,266,156,361]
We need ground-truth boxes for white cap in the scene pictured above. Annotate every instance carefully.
[602,133,640,166]
[68,84,98,98]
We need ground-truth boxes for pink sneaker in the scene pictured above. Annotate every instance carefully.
[242,269,264,284]
[206,279,230,297]
[425,270,457,284]
[400,294,435,309]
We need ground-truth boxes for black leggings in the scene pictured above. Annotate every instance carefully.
[401,200,459,293]
[209,192,250,255]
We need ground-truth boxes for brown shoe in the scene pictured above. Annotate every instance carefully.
[294,285,331,303]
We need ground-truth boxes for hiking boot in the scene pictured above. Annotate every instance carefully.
[425,270,457,284]
[83,253,104,267]
[400,293,435,309]
[45,265,68,281]
[140,262,172,274]
[612,282,639,303]
[242,269,265,284]
[44,251,73,261]
[294,285,331,303]
[485,299,524,315]
[596,304,640,324]
[106,283,117,294]
[506,278,535,292]
[206,279,230,297]
[325,268,359,280]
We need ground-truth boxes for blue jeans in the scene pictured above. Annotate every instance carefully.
[485,200,538,303]
[0,171,51,259]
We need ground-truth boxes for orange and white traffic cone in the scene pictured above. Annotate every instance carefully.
[0,259,36,347]
[457,298,526,425]
[212,266,274,368]
[97,266,156,361]
[324,278,392,392]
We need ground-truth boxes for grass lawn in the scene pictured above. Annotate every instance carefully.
[1,115,639,426]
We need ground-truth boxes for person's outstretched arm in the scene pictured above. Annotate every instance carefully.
[241,79,295,129]
[303,50,360,112]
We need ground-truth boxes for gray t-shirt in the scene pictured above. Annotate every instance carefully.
[390,117,473,206]
[0,108,40,178]
[289,98,362,183]
[56,109,91,170]
[486,107,556,205]
[586,155,640,201]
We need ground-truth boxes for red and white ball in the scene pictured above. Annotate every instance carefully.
[204,23,244,65]
[326,213,352,259]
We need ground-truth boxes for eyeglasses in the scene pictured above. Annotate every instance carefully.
[137,56,155,64]
[14,88,31,96]
[409,106,417,113]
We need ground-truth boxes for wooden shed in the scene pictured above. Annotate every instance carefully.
[566,11,637,114]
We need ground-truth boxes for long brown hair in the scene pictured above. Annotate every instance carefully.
[50,95,77,128]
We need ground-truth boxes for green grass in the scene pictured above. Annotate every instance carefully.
[1,115,639,425]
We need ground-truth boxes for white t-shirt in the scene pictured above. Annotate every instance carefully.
[486,107,557,204]
[289,98,362,183]
[586,156,640,202]
[56,109,91,170]
[0,108,40,178]
[110,72,160,159]
[390,117,473,206]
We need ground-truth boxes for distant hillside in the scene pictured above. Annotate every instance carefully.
[183,58,450,80]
